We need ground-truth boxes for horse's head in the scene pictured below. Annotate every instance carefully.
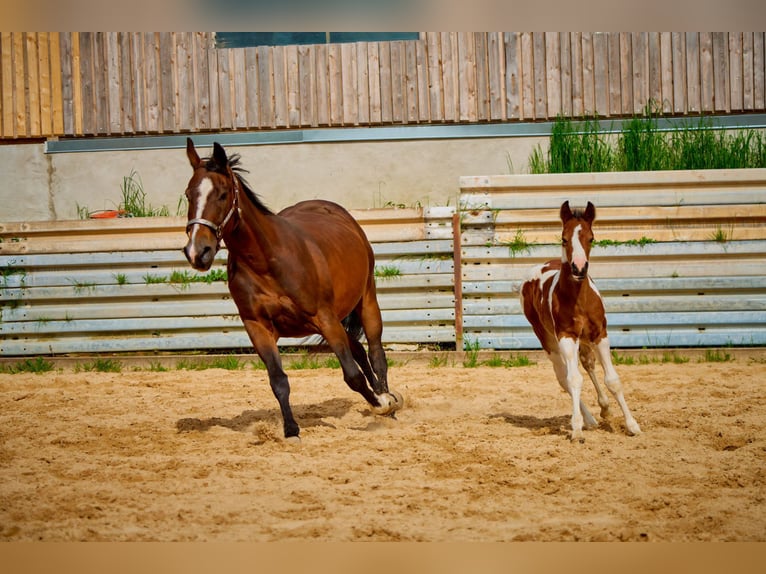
[559,200,596,282]
[183,138,240,271]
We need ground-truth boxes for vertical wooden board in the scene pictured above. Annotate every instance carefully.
[648,32,662,109]
[521,32,535,120]
[729,32,743,111]
[159,32,176,132]
[405,40,420,122]
[441,32,457,121]
[78,32,95,135]
[608,32,622,115]
[176,32,196,131]
[93,33,109,134]
[367,42,382,124]
[194,33,210,131]
[571,32,584,117]
[341,43,358,125]
[286,45,301,127]
[416,40,429,122]
[216,48,233,129]
[298,44,315,126]
[742,32,754,110]
[619,32,633,114]
[533,33,547,119]
[71,32,82,134]
[504,32,521,119]
[686,32,700,113]
[118,33,134,133]
[106,33,122,134]
[474,33,489,121]
[144,33,161,132]
[2,34,15,136]
[49,32,65,134]
[699,32,714,112]
[426,33,443,121]
[581,32,594,115]
[244,47,259,128]
[488,32,505,120]
[672,32,687,114]
[458,32,478,122]
[206,46,220,129]
[754,33,765,109]
[378,41,393,123]
[37,33,52,136]
[631,32,649,114]
[273,46,289,128]
[356,42,370,125]
[231,47,247,128]
[545,32,561,118]
[328,43,343,125]
[593,32,608,116]
[390,41,404,123]
[559,32,572,117]
[26,33,41,136]
[257,46,273,128]
[130,33,145,133]
[711,32,730,112]
[315,44,330,126]
[660,32,674,113]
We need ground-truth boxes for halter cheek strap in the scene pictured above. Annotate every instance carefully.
[186,177,241,242]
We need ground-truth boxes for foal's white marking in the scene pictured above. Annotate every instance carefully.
[567,223,588,270]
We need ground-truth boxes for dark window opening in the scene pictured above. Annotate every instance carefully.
[215,32,419,48]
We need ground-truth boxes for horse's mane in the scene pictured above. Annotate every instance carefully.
[204,153,274,215]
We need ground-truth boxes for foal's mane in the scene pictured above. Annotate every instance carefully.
[203,153,274,215]
[570,207,589,220]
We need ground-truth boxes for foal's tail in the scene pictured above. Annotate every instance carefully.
[342,310,365,342]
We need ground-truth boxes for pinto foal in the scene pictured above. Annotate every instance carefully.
[520,201,641,441]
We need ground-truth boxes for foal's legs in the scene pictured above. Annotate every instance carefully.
[579,343,612,419]
[550,342,598,440]
[594,339,642,435]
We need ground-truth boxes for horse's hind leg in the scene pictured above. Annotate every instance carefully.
[594,338,641,436]
[579,343,612,419]
[357,288,390,396]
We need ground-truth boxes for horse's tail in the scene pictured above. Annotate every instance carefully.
[342,310,365,342]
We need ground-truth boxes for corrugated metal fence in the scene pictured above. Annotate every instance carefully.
[2,170,765,355]
[2,32,765,139]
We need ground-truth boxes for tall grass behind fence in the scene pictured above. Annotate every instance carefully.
[1,32,765,139]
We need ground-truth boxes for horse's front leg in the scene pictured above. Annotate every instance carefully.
[243,319,300,441]
[558,337,586,442]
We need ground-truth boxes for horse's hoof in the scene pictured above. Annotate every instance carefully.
[284,435,301,445]
[372,391,403,416]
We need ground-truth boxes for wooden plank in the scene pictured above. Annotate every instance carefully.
[176,32,196,131]
[244,47,259,128]
[426,33,443,121]
[743,32,754,110]
[105,32,122,134]
[315,44,330,126]
[619,32,633,114]
[117,33,134,133]
[672,32,687,113]
[558,32,572,118]
[286,45,301,127]
[521,32,535,119]
[581,32,594,115]
[298,44,315,126]
[367,42,382,124]
[93,33,109,134]
[341,42,358,125]
[660,32,674,113]
[158,32,176,132]
[193,33,210,131]
[11,34,26,135]
[712,32,730,112]
[205,40,219,130]
[405,39,420,122]
[328,43,343,125]
[143,33,160,132]
[1,33,15,136]
[217,48,233,129]
[608,32,622,115]
[699,32,714,112]
[686,32,701,113]
[570,32,583,117]
[755,33,765,109]
[474,32,489,121]
[729,32,743,111]
[389,41,405,123]
[545,32,561,117]
[272,46,289,128]
[442,32,459,122]
[25,33,41,136]
[631,32,648,114]
[593,33,610,117]
[78,32,95,135]
[377,41,393,123]
[504,32,521,119]
[648,32,662,109]
[231,47,247,129]
[37,33,52,135]
[49,32,64,135]
[533,33,547,119]
[416,39,429,122]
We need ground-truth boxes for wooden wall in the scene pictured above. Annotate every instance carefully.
[1,32,765,139]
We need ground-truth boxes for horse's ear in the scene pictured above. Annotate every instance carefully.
[186,138,201,168]
[560,201,574,223]
[213,142,228,169]
[583,201,596,223]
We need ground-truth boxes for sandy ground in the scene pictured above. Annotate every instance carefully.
[0,354,764,542]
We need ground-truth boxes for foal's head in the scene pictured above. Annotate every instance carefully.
[560,200,596,281]
[183,138,240,271]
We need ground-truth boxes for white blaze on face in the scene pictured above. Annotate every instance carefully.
[570,223,588,271]
[186,177,215,260]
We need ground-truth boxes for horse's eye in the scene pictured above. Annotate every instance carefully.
[218,191,228,201]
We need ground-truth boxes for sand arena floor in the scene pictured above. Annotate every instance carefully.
[0,352,764,541]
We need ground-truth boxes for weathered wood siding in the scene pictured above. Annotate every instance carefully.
[1,32,765,139]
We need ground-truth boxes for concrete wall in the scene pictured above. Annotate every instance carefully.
[1,136,544,222]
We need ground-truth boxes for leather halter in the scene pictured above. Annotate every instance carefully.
[185,173,241,242]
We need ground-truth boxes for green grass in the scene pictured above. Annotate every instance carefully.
[502,229,532,257]
[529,105,766,174]
[75,358,123,373]
[594,237,658,248]
[701,349,733,363]
[462,338,481,368]
[143,273,168,285]
[113,273,128,286]
[374,266,402,279]
[169,269,228,287]
[1,356,55,374]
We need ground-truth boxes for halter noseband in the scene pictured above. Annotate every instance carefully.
[185,174,241,242]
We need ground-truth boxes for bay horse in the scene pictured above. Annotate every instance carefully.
[182,139,402,441]
[520,201,641,441]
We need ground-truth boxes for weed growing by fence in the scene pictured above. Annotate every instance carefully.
[1,356,54,374]
[529,104,766,174]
